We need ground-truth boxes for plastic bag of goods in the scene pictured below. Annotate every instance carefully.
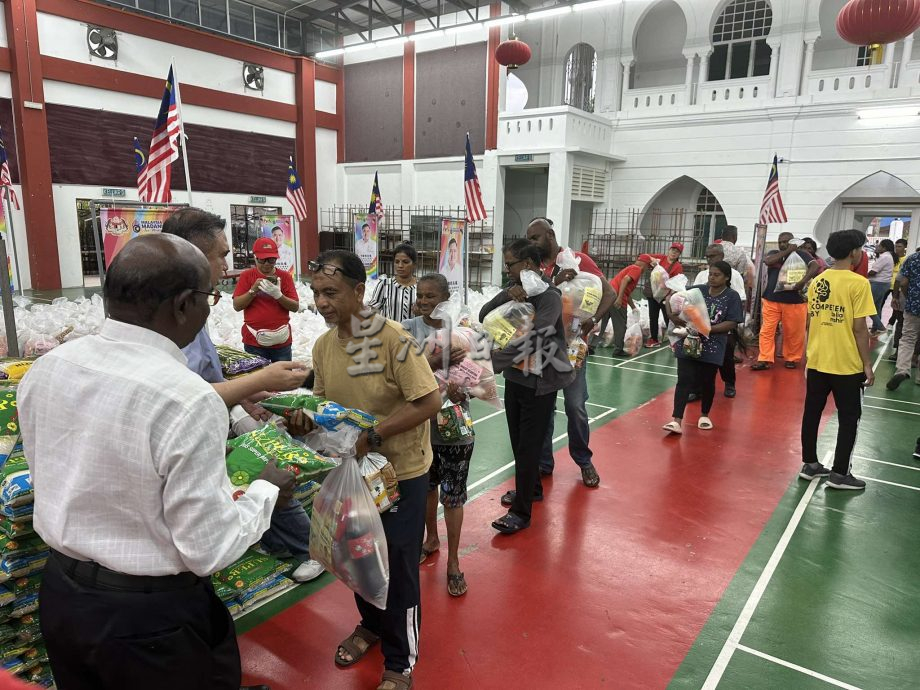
[777,251,808,291]
[567,336,589,369]
[482,301,535,350]
[555,248,602,323]
[358,452,401,513]
[225,424,339,496]
[649,264,671,302]
[259,392,377,430]
[665,274,688,293]
[623,323,643,356]
[215,345,270,378]
[0,362,32,383]
[429,324,501,409]
[672,289,712,337]
[309,459,389,609]
[434,402,474,443]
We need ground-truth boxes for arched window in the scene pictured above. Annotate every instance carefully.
[709,0,773,81]
[563,43,597,113]
[693,187,727,254]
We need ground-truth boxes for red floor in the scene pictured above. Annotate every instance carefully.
[240,366,815,689]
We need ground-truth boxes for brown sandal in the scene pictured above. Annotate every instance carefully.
[334,625,379,667]
[447,572,468,597]
[376,669,413,690]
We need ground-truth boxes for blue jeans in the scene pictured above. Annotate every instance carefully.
[259,498,311,563]
[244,343,292,362]
[869,281,889,332]
[539,364,593,472]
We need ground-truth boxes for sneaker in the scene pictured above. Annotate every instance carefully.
[724,385,736,398]
[887,373,909,391]
[644,338,660,348]
[580,464,600,488]
[799,462,831,481]
[826,472,866,491]
[291,559,325,582]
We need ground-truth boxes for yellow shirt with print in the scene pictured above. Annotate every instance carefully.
[892,256,903,290]
[806,269,875,375]
[313,313,438,481]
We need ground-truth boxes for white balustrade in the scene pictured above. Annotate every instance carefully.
[498,106,613,152]
[806,64,891,99]
[624,85,688,112]
[697,75,772,107]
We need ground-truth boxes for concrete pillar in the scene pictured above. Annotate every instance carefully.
[801,38,817,96]
[683,52,696,105]
[545,151,573,247]
[901,34,915,87]
[619,57,634,111]
[767,39,781,98]
[884,41,897,87]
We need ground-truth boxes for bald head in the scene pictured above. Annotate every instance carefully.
[526,217,557,262]
[104,234,211,345]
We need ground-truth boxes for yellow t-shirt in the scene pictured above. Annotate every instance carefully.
[313,314,438,481]
[892,256,903,290]
[807,269,876,375]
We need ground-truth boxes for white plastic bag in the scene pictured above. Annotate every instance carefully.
[665,274,688,293]
[309,459,390,609]
[520,270,548,297]
[674,289,712,337]
[777,251,807,291]
[556,247,582,272]
[649,264,670,302]
[482,301,535,349]
[623,323,643,356]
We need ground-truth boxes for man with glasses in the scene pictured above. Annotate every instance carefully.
[233,238,299,362]
[19,234,294,689]
[294,252,439,690]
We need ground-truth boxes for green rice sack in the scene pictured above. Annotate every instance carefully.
[12,614,39,644]
[8,575,40,598]
[0,519,33,540]
[211,550,291,596]
[259,393,377,430]
[0,585,13,607]
[19,642,48,671]
[0,389,17,438]
[0,639,29,662]
[237,572,296,610]
[0,535,45,559]
[0,625,14,646]
[10,592,38,618]
[0,551,48,581]
[225,425,338,492]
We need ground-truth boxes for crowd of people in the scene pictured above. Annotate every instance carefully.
[13,204,920,690]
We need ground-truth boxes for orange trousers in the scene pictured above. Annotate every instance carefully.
[758,299,807,364]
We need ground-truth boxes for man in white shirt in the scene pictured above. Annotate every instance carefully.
[271,225,296,273]
[19,234,293,690]
[694,243,746,398]
[356,223,376,270]
[719,225,755,302]
[441,237,464,292]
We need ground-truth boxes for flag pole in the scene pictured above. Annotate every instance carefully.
[2,191,22,297]
[171,58,194,205]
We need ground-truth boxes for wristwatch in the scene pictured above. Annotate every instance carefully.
[366,428,383,450]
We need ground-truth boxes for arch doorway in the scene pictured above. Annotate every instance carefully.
[640,176,727,258]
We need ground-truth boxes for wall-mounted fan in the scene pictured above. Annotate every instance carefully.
[87,26,118,61]
[243,63,264,91]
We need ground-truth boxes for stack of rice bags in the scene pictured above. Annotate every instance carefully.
[210,549,297,618]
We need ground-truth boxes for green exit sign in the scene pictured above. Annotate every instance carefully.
[250,195,267,204]
[102,187,126,197]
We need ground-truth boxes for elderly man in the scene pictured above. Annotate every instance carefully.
[300,250,440,690]
[718,225,755,302]
[526,217,612,486]
[19,234,293,689]
[162,208,324,583]
[694,243,747,398]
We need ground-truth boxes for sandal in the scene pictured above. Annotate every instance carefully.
[491,513,530,534]
[751,362,771,371]
[580,464,600,488]
[662,421,682,435]
[334,625,379,667]
[698,416,713,430]
[784,361,797,369]
[377,670,413,690]
[447,572,468,597]
[419,544,439,564]
[500,490,543,506]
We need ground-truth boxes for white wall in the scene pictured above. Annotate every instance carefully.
[633,0,688,89]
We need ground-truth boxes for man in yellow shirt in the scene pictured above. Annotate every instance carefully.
[799,229,876,490]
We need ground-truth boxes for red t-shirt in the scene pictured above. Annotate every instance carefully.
[543,250,606,281]
[651,254,684,277]
[610,265,642,300]
[850,250,869,277]
[232,268,298,347]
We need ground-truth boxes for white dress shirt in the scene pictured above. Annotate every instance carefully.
[695,268,747,302]
[18,319,278,577]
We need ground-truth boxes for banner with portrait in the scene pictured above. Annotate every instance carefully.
[260,215,297,274]
[439,219,466,294]
[751,222,769,324]
[354,214,378,280]
[100,206,181,266]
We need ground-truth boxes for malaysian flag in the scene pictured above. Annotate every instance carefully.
[759,155,788,224]
[0,128,19,210]
[464,133,486,222]
[140,66,181,203]
[368,172,384,219]
[286,157,308,221]
[133,137,150,203]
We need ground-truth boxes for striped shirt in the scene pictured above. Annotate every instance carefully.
[369,276,417,322]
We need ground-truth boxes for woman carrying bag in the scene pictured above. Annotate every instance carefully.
[645,242,685,348]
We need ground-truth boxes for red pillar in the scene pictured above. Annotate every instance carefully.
[485,2,501,151]
[5,0,60,290]
[295,58,319,270]
[402,21,415,160]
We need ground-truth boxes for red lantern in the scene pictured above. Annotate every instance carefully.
[495,37,532,70]
[836,0,920,46]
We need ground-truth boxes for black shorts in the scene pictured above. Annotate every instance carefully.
[428,444,474,508]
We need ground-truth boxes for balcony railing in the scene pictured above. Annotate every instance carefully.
[697,75,772,108]
[498,106,613,153]
[624,85,688,112]
[805,64,892,99]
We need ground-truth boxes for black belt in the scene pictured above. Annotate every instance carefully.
[52,550,202,593]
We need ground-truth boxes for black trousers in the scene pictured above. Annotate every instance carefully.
[40,552,241,690]
[505,379,558,522]
[648,298,665,341]
[801,369,863,475]
[673,358,719,419]
[720,332,737,386]
[356,473,427,674]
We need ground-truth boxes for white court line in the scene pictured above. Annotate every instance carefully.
[465,407,617,494]
[862,475,920,492]
[854,455,920,473]
[613,347,667,368]
[863,404,920,417]
[491,380,615,410]
[616,365,678,378]
[734,645,864,690]
[864,395,920,407]
[472,409,505,426]
[620,360,678,370]
[701,452,828,689]
[590,348,666,362]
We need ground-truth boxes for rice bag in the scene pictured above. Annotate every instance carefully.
[259,393,377,431]
[293,479,321,507]
[211,550,292,596]
[0,519,33,541]
[310,459,389,609]
[434,403,474,444]
[358,453,400,513]
[0,389,16,439]
[0,535,45,559]
[1,656,24,676]
[19,642,48,671]
[0,504,32,524]
[649,264,670,302]
[675,289,712,337]
[0,586,13,607]
[8,575,40,598]
[0,362,31,382]
[237,572,297,610]
[0,472,32,509]
[215,345,270,378]
[0,639,29,662]
[226,425,338,493]
[777,250,808,290]
[482,301,535,349]
[11,615,39,645]
[10,592,38,618]
[0,551,46,582]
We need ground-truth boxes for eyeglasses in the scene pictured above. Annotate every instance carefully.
[256,257,277,264]
[307,260,362,283]
[504,259,527,271]
[191,290,222,306]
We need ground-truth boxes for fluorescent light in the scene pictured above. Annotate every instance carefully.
[857,106,920,120]
[527,6,572,21]
[484,15,522,28]
[343,42,376,54]
[574,0,620,11]
[414,29,444,40]
[446,21,484,34]
[315,48,344,59]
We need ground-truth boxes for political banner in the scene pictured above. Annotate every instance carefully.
[439,219,466,294]
[354,214,378,280]
[100,206,180,265]
[260,215,297,274]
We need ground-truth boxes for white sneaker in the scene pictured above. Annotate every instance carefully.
[291,559,325,582]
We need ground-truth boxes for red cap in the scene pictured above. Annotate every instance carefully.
[670,242,684,252]
[253,238,279,259]
[637,254,653,264]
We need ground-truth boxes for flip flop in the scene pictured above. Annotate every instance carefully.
[662,421,682,435]
[419,545,439,564]
[698,417,713,430]
[447,572,468,597]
